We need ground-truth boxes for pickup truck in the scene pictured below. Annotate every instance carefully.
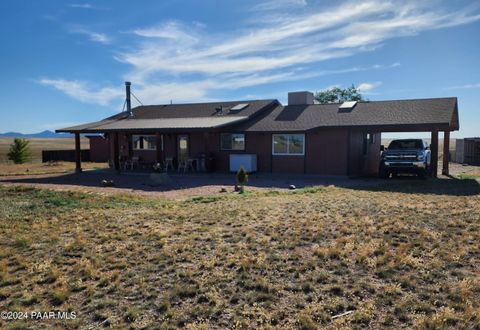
[379,139,431,179]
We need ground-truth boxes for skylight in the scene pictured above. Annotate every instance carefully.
[339,101,357,110]
[230,103,249,111]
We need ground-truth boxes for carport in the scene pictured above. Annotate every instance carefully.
[344,97,459,177]
[352,124,456,177]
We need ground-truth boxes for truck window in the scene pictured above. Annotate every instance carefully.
[388,139,423,149]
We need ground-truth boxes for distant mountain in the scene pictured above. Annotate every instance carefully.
[0,130,74,138]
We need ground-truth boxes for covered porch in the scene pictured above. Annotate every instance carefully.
[73,131,218,174]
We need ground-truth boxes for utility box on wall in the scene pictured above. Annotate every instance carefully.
[229,154,257,173]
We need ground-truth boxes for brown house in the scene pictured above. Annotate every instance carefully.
[57,83,459,177]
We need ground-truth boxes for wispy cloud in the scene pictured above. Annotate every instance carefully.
[69,3,109,10]
[38,79,122,106]
[117,1,479,84]
[70,27,111,44]
[252,0,307,11]
[444,83,480,90]
[70,3,93,9]
[357,81,383,94]
[132,21,199,44]
[43,1,480,106]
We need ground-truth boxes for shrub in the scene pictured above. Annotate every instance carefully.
[7,138,31,164]
[236,166,248,191]
[51,288,70,306]
[298,312,317,330]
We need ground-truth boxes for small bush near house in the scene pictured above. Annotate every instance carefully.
[236,166,248,192]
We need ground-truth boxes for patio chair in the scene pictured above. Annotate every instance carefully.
[119,156,128,171]
[164,157,174,172]
[130,156,140,170]
[178,160,188,173]
[187,158,196,172]
[123,156,139,170]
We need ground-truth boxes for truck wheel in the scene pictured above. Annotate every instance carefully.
[418,169,427,179]
[379,169,389,179]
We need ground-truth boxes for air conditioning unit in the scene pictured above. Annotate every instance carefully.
[229,154,257,173]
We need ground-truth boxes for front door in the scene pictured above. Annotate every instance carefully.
[177,135,189,163]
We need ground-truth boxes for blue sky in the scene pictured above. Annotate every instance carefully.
[0,0,479,137]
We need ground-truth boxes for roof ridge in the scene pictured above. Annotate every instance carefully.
[312,97,457,106]
[133,99,277,108]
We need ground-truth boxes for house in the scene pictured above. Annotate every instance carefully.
[57,82,459,177]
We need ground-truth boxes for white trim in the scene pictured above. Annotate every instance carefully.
[272,133,305,156]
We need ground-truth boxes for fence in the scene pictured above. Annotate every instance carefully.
[42,150,90,163]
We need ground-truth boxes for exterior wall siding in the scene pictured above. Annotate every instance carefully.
[305,130,348,175]
[348,130,381,176]
[87,136,109,162]
[101,129,372,176]
[271,155,305,173]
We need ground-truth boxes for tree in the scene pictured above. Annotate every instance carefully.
[314,84,364,104]
[7,138,31,164]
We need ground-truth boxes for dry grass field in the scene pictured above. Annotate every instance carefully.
[0,138,89,163]
[0,137,107,176]
[0,162,108,176]
[0,180,479,329]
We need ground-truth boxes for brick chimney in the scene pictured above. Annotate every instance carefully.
[288,91,314,105]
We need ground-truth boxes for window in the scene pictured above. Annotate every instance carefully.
[272,134,305,155]
[132,135,156,150]
[221,133,245,150]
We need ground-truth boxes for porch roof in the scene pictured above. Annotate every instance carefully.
[56,116,249,133]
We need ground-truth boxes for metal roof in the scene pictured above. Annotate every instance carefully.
[58,116,249,133]
[57,99,278,133]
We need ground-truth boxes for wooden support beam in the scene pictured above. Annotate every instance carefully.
[442,131,450,175]
[113,132,120,172]
[74,132,82,173]
[203,132,210,172]
[156,132,163,163]
[127,134,133,159]
[430,130,439,178]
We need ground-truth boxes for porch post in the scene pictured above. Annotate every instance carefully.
[430,130,438,178]
[156,132,163,163]
[113,132,120,172]
[204,132,211,172]
[74,132,82,173]
[442,131,450,175]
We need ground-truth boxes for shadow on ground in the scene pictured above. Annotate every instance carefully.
[0,170,479,197]
[350,176,480,196]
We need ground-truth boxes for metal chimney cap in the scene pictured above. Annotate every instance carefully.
[125,81,131,86]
